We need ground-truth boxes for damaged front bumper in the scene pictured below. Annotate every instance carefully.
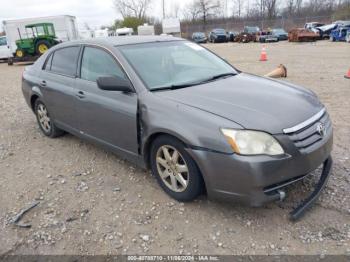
[186,129,333,220]
[289,156,332,221]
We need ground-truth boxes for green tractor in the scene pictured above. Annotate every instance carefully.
[15,23,59,58]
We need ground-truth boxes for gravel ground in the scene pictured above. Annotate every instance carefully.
[0,40,349,256]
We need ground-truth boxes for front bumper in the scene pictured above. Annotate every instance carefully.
[186,129,333,209]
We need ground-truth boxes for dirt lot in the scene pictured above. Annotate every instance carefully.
[0,40,349,256]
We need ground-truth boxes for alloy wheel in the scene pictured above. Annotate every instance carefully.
[37,103,51,133]
[156,145,189,192]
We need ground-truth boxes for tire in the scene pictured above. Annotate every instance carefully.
[35,40,51,55]
[150,135,204,202]
[330,35,335,42]
[15,49,25,58]
[34,99,64,138]
[7,57,13,66]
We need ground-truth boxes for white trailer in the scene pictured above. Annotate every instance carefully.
[162,18,181,37]
[137,24,155,35]
[2,15,79,56]
[94,29,109,38]
[116,27,133,36]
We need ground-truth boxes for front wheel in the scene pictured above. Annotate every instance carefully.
[150,135,204,202]
[15,49,25,58]
[34,99,64,138]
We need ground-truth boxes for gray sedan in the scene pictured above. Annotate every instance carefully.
[22,36,333,219]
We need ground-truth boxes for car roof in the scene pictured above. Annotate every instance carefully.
[60,35,184,47]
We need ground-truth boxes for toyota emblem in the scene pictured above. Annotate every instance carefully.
[316,122,326,137]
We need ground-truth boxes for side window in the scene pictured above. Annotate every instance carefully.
[51,46,80,77]
[0,37,7,46]
[80,47,126,82]
[43,53,53,70]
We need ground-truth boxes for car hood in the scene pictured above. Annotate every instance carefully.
[155,73,323,134]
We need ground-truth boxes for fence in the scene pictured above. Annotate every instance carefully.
[180,15,337,39]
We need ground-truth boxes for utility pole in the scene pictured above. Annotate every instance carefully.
[162,0,165,18]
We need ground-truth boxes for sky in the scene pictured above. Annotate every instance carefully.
[0,0,193,31]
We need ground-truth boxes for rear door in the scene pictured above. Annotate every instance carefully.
[75,45,138,154]
[39,45,81,130]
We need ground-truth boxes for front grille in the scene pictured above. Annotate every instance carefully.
[283,109,332,154]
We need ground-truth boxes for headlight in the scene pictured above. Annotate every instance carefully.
[221,129,284,155]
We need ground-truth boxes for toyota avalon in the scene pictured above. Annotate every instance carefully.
[22,36,333,220]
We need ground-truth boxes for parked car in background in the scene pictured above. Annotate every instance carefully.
[333,20,350,27]
[235,26,260,43]
[22,36,333,220]
[0,36,12,61]
[288,28,319,42]
[271,28,288,40]
[244,26,260,35]
[192,32,207,43]
[304,22,324,31]
[330,26,350,42]
[209,29,227,43]
[228,31,239,42]
[258,31,279,43]
[316,24,337,39]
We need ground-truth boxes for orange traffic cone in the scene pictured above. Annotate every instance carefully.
[345,68,350,79]
[259,45,267,61]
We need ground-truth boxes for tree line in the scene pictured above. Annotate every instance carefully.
[110,0,350,32]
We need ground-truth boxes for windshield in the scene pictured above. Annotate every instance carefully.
[118,41,237,90]
[193,32,205,37]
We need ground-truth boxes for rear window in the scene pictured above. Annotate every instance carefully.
[50,46,80,77]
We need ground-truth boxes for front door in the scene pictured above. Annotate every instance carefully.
[75,46,138,154]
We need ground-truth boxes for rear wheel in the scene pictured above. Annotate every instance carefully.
[150,135,204,202]
[35,40,51,55]
[34,99,64,138]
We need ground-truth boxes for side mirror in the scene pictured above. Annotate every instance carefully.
[97,76,133,92]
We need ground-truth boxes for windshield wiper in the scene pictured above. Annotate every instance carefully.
[151,72,237,92]
[151,82,205,92]
[209,72,237,80]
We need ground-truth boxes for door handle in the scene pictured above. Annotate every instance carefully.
[40,80,47,87]
[76,90,85,99]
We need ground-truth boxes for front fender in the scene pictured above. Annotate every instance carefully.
[139,93,243,155]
